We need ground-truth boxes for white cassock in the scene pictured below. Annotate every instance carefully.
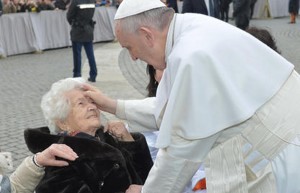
[116,13,300,193]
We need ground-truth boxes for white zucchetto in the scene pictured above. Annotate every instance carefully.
[114,0,166,19]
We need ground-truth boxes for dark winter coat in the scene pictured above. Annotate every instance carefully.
[24,127,153,193]
[67,0,96,42]
[289,0,299,14]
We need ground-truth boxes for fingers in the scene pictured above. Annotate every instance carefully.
[105,121,134,142]
[50,144,78,161]
[37,144,78,167]
[81,83,96,91]
[82,85,103,109]
[46,160,70,167]
[106,121,126,135]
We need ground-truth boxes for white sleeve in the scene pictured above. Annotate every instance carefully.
[10,156,44,193]
[142,130,220,193]
[115,98,158,132]
[142,148,201,193]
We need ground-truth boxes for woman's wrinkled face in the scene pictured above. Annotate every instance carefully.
[62,89,101,135]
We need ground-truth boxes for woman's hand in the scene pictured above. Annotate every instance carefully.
[35,144,78,167]
[105,121,134,142]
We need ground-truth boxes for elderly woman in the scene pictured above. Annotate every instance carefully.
[24,77,153,193]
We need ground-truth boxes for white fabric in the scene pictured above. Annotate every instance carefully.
[78,4,96,9]
[116,98,158,132]
[272,140,300,193]
[0,7,116,57]
[142,131,207,193]
[114,0,166,19]
[142,148,202,193]
[155,13,293,148]
[204,135,248,193]
[202,71,300,193]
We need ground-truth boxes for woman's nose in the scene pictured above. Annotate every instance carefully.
[88,103,97,111]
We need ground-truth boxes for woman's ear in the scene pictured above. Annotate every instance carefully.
[56,120,68,131]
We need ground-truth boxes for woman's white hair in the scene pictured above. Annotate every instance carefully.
[115,7,175,34]
[41,77,86,133]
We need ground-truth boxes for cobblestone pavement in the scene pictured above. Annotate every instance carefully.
[0,16,299,170]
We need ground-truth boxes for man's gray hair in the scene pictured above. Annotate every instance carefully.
[115,7,175,34]
[41,77,86,133]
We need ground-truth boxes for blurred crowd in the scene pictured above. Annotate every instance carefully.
[0,0,121,15]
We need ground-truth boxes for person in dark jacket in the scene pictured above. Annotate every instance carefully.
[288,0,299,24]
[54,0,70,10]
[37,0,55,11]
[220,0,232,22]
[250,0,257,19]
[232,0,250,30]
[166,0,178,13]
[0,0,3,15]
[67,0,98,82]
[182,0,220,19]
[24,77,153,193]
[181,0,208,14]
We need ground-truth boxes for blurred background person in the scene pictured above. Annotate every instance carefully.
[207,0,220,18]
[182,0,208,14]
[2,0,16,14]
[54,0,69,10]
[0,0,3,15]
[182,0,220,18]
[166,0,178,13]
[232,0,250,30]
[288,0,299,24]
[250,0,257,19]
[67,0,98,82]
[220,0,232,22]
[37,0,54,11]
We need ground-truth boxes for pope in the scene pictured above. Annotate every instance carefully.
[85,0,300,192]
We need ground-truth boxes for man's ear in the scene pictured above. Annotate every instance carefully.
[139,27,154,47]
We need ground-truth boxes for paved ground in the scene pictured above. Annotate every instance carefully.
[0,16,300,170]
